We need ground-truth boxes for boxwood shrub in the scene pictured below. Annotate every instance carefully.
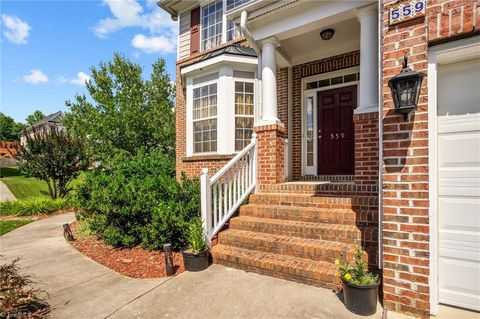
[75,150,200,250]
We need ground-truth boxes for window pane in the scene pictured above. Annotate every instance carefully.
[201,1,223,50]
[234,81,255,151]
[306,96,314,166]
[194,119,217,153]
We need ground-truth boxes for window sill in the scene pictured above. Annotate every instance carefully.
[182,154,235,162]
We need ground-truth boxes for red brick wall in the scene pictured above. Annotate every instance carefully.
[354,112,379,185]
[254,124,286,185]
[277,68,289,132]
[381,1,479,317]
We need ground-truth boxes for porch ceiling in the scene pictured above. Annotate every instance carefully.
[279,18,360,66]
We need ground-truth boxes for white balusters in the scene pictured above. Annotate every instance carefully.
[200,134,258,243]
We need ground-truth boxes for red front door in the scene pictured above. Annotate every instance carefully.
[317,85,356,175]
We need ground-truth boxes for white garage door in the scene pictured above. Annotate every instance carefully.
[437,57,480,311]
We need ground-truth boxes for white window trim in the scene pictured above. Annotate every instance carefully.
[187,74,219,156]
[200,0,242,53]
[200,0,224,52]
[192,80,219,155]
[300,66,360,176]
[427,35,480,316]
[186,64,257,157]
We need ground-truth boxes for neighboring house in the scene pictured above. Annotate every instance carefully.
[20,111,65,145]
[159,0,480,317]
[0,142,18,167]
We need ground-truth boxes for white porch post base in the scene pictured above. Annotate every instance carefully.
[356,4,379,115]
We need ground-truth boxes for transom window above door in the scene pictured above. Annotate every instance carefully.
[305,72,359,90]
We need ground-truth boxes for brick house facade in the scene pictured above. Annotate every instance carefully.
[160,0,480,317]
[381,0,479,317]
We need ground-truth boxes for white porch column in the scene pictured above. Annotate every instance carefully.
[259,37,280,124]
[356,5,379,114]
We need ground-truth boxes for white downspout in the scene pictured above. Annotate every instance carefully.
[377,0,383,270]
[240,10,262,122]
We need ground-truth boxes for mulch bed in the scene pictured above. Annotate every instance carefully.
[70,221,184,279]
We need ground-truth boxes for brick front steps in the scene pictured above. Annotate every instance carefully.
[211,186,378,289]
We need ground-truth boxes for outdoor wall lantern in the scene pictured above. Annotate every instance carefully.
[320,28,335,41]
[388,55,425,121]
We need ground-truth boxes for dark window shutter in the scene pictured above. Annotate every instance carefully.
[190,7,200,55]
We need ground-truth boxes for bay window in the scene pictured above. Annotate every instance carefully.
[193,83,218,153]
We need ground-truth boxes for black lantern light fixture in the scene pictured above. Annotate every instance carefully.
[388,55,425,121]
[320,28,335,41]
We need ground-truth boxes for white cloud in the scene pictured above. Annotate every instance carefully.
[21,69,48,84]
[131,34,175,53]
[94,0,177,55]
[94,0,176,37]
[2,14,31,44]
[56,72,91,86]
[70,72,91,86]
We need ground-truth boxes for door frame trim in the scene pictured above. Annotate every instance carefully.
[427,35,480,316]
[301,66,359,176]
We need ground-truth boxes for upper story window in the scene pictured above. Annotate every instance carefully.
[226,0,253,11]
[227,20,241,42]
[201,1,223,50]
[193,83,218,153]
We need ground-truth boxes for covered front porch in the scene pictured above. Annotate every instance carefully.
[235,0,380,185]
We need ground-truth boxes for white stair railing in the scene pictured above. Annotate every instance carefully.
[200,133,257,245]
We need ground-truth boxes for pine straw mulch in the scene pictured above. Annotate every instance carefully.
[69,221,184,279]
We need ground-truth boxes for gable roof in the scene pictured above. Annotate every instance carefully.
[25,111,63,132]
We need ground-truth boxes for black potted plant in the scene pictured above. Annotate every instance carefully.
[182,218,209,272]
[335,249,380,316]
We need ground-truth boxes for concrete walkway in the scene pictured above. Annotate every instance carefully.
[1,213,383,319]
[0,180,16,202]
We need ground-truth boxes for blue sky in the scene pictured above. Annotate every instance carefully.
[1,0,178,123]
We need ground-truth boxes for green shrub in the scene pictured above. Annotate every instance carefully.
[0,197,72,216]
[75,150,200,250]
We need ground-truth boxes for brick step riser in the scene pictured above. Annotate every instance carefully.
[211,252,340,290]
[229,219,377,245]
[258,188,378,197]
[239,206,378,227]
[249,195,378,211]
[218,234,356,264]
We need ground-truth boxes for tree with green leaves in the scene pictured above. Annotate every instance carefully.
[0,113,26,141]
[63,53,175,162]
[25,110,46,125]
[13,127,89,199]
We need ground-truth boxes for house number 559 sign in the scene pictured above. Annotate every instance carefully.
[389,0,426,26]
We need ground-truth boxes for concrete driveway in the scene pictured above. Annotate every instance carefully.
[1,213,383,319]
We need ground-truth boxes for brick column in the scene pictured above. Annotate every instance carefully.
[254,123,286,185]
[381,1,430,317]
[354,112,379,185]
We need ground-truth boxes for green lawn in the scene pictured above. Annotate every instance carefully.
[0,167,85,200]
[0,167,50,199]
[0,219,31,236]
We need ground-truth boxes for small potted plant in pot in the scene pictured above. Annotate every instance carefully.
[335,249,380,316]
[182,218,209,272]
